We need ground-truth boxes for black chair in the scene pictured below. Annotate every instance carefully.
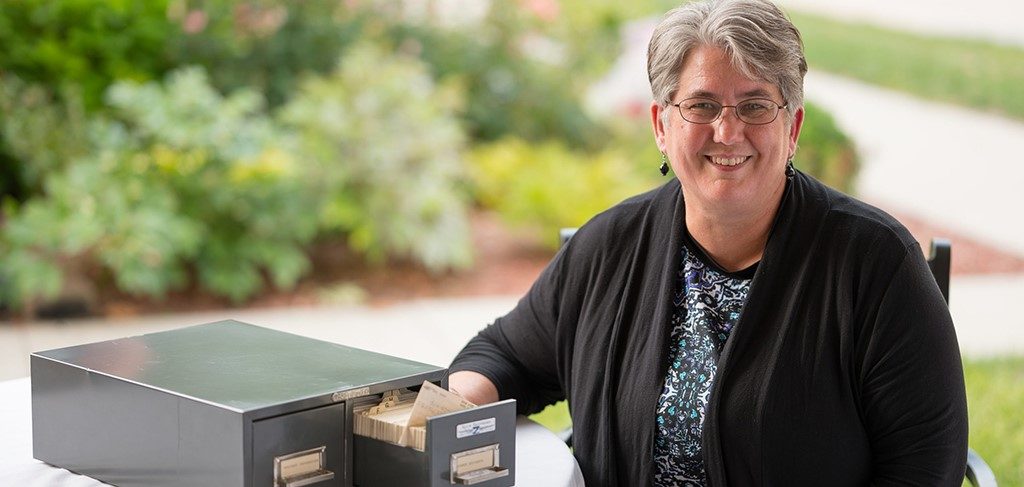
[559,229,997,486]
[927,239,997,487]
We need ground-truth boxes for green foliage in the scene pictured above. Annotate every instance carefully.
[0,0,175,110]
[962,356,1024,486]
[165,0,360,109]
[281,42,473,272]
[0,76,92,194]
[529,400,573,433]
[0,68,319,305]
[468,136,658,248]
[796,102,858,193]
[386,7,608,151]
[791,12,1024,120]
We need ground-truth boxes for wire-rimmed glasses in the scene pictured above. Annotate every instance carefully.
[671,97,787,125]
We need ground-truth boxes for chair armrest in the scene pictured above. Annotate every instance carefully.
[966,448,998,487]
[557,426,573,448]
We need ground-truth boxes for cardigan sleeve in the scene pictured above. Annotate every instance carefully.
[857,246,969,486]
[448,244,570,415]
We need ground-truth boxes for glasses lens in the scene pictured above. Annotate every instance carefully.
[678,98,721,124]
[736,99,777,125]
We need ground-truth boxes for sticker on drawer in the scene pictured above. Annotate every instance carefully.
[456,417,496,438]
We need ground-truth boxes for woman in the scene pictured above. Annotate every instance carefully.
[448,0,968,485]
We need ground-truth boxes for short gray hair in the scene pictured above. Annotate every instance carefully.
[647,0,807,119]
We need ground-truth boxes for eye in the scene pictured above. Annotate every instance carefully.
[738,100,770,112]
[683,98,720,113]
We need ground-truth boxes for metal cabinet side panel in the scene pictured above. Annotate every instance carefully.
[31,355,180,486]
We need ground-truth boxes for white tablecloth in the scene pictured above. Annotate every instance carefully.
[0,377,584,486]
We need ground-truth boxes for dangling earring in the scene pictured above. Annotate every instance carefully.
[785,158,795,178]
[660,153,669,176]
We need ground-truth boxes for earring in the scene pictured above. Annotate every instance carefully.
[660,153,669,176]
[785,158,795,178]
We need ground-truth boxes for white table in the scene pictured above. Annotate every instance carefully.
[0,377,584,486]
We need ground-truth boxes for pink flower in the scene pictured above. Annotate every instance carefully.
[519,0,560,22]
[183,10,208,34]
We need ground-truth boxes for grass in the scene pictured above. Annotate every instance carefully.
[530,356,1024,486]
[963,356,1024,486]
[789,11,1024,121]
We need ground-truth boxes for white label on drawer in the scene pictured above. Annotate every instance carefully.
[456,417,496,438]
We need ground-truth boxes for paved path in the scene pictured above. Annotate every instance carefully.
[804,70,1024,257]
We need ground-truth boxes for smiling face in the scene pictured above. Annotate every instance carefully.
[652,45,804,222]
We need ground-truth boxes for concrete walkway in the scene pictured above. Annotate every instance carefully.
[804,70,1024,258]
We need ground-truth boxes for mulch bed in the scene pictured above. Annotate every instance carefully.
[7,208,1024,321]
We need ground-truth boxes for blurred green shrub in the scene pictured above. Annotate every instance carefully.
[0,68,318,306]
[0,77,91,195]
[165,0,360,109]
[281,42,473,272]
[797,102,859,193]
[0,0,175,110]
[1,46,477,309]
[377,2,607,151]
[468,137,657,248]
[0,0,175,204]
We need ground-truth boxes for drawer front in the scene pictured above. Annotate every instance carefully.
[427,400,516,487]
[253,403,346,487]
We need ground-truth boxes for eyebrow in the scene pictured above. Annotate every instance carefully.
[683,88,774,99]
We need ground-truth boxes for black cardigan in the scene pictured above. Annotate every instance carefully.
[449,172,968,486]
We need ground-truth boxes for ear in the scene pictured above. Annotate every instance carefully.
[651,101,668,153]
[787,106,805,158]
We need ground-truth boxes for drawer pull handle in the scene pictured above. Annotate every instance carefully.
[275,446,334,487]
[453,466,510,485]
[283,469,335,487]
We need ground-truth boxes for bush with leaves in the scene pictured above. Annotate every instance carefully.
[796,103,859,193]
[164,0,361,109]
[0,76,92,197]
[332,1,608,151]
[0,0,175,111]
[0,68,318,307]
[468,137,658,248]
[281,42,473,272]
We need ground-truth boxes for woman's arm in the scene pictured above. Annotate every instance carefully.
[860,248,968,485]
[447,229,578,415]
[448,370,499,405]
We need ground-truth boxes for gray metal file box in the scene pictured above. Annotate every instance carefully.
[31,320,516,487]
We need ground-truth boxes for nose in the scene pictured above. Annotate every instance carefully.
[713,107,745,145]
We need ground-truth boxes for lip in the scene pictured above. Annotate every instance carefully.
[704,155,751,170]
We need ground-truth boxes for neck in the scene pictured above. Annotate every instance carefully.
[684,187,785,273]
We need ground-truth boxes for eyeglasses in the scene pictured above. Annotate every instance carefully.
[671,97,787,125]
